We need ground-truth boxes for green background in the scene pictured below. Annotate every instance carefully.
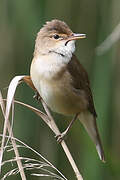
[0,0,120,179]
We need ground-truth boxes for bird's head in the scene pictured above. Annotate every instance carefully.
[34,19,86,58]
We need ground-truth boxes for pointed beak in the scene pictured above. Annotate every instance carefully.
[65,33,86,45]
[69,33,86,40]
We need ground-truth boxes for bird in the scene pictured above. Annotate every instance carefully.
[30,19,105,162]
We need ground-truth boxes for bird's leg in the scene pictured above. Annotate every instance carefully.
[33,91,41,101]
[56,113,79,143]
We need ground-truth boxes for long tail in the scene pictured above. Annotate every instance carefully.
[79,112,105,162]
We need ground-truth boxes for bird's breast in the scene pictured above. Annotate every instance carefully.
[30,56,88,115]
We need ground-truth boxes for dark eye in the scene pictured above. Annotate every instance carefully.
[53,34,60,39]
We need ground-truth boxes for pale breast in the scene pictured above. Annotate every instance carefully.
[30,56,88,115]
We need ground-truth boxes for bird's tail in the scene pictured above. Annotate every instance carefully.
[79,112,105,162]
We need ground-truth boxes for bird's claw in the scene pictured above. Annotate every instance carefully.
[33,92,41,101]
[55,131,67,143]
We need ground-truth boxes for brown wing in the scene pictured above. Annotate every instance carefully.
[67,54,97,117]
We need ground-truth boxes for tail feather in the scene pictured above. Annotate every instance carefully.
[79,112,105,162]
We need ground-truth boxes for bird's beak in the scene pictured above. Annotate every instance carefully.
[65,33,86,45]
[70,33,86,40]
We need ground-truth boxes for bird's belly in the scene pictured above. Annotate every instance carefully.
[39,80,86,115]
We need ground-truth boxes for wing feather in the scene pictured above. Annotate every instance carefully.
[67,54,97,117]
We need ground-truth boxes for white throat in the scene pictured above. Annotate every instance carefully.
[50,40,75,59]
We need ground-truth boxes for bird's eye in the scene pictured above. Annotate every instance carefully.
[53,34,60,39]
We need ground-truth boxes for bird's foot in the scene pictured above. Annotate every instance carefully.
[33,91,41,101]
[55,131,68,143]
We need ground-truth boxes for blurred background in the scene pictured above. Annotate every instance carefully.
[0,0,120,179]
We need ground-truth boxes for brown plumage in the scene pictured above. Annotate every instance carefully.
[40,19,72,35]
[67,54,97,117]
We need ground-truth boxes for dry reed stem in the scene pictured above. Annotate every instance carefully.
[0,135,68,180]
[41,100,83,180]
[0,91,27,179]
